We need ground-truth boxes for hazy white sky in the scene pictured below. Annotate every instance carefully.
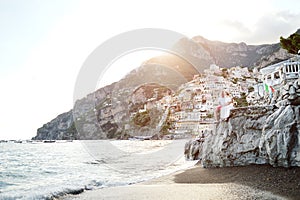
[1,0,300,139]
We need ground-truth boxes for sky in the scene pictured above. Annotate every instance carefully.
[0,0,300,139]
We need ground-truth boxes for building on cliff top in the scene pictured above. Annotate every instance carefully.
[260,55,300,89]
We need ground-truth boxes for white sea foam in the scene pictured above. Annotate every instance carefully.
[0,140,195,199]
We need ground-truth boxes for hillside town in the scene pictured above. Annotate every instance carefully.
[154,64,256,136]
[133,55,300,137]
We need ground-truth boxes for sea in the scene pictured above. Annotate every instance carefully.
[0,139,197,200]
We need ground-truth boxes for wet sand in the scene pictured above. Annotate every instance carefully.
[174,164,300,200]
[61,164,300,200]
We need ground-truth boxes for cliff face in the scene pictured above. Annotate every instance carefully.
[33,110,78,140]
[33,80,172,140]
[185,105,300,168]
[185,79,300,167]
[261,105,300,167]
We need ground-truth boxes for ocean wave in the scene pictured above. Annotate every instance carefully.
[0,140,196,200]
[0,180,105,200]
[0,181,15,188]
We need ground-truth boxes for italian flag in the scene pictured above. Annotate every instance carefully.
[265,84,275,93]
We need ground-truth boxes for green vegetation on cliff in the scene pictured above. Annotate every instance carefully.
[280,30,300,54]
[233,92,248,107]
[133,111,151,127]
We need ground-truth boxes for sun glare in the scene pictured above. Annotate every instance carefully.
[96,50,165,89]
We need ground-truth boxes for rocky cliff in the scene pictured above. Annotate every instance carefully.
[185,79,300,168]
[33,110,78,140]
[33,79,173,140]
[185,104,300,167]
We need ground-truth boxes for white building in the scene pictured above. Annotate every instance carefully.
[260,57,300,88]
[229,66,250,78]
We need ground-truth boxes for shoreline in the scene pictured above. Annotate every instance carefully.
[58,165,194,200]
[60,164,300,200]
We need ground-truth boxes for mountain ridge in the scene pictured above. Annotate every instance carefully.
[175,35,291,70]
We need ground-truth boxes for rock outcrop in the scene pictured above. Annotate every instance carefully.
[185,103,300,168]
[276,79,300,106]
[260,105,300,167]
[184,106,274,166]
[33,110,78,140]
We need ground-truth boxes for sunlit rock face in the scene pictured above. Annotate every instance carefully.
[201,106,275,167]
[33,110,77,140]
[185,104,300,168]
[260,105,300,167]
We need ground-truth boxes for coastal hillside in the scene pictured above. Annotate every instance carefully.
[33,31,296,140]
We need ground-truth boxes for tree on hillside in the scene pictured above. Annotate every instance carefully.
[280,31,300,54]
[221,68,228,78]
[233,93,248,107]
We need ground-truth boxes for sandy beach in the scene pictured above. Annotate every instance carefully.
[60,164,300,200]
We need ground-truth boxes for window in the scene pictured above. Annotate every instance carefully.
[292,65,296,72]
[274,71,280,79]
[283,66,287,73]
